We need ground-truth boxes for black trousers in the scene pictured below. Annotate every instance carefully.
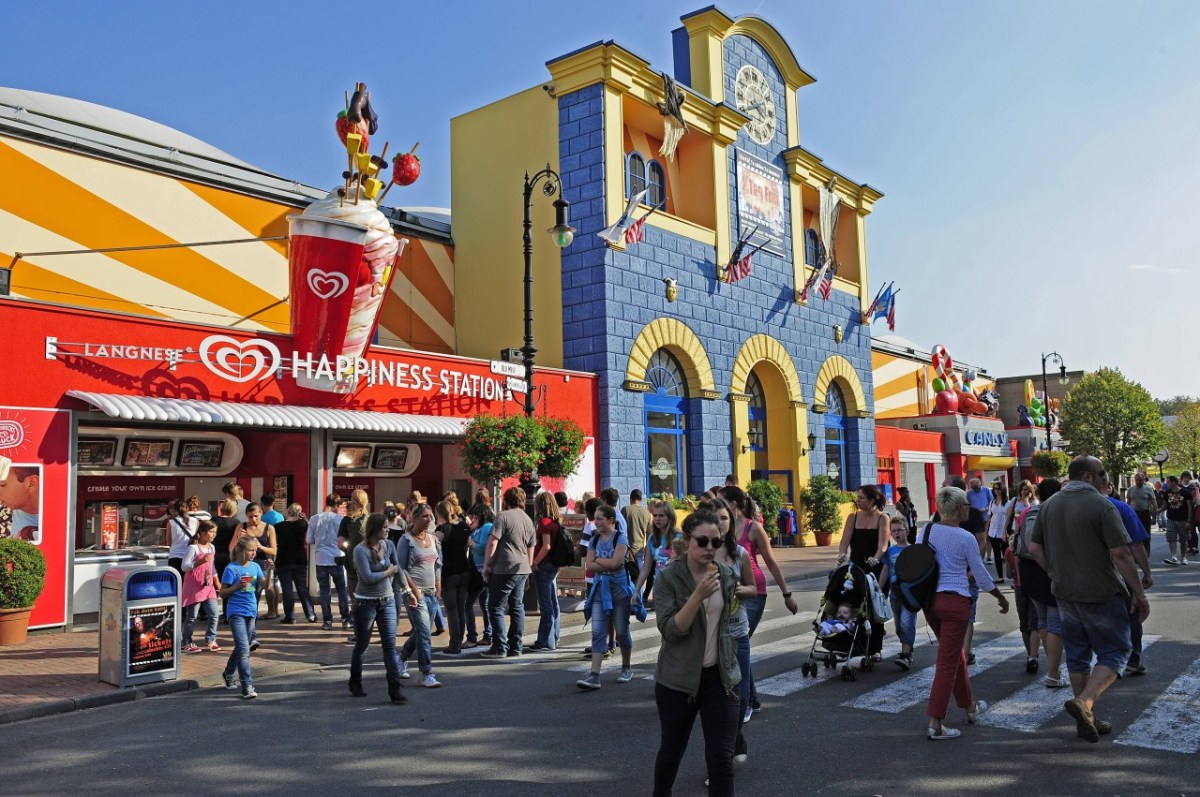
[989,537,1008,580]
[653,666,739,797]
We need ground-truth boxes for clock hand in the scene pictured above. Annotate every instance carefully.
[744,101,765,114]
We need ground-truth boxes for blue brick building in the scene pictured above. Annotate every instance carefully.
[454,7,883,504]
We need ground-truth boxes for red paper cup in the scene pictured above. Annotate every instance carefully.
[288,215,371,389]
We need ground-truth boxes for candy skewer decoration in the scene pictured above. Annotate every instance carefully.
[376,142,420,204]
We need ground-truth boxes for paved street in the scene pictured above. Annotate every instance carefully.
[4,537,1199,796]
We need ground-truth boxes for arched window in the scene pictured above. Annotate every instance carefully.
[824,383,847,490]
[746,371,767,452]
[804,228,823,266]
[647,160,666,209]
[645,349,689,496]
[626,152,647,200]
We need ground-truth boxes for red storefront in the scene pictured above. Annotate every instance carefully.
[3,300,598,628]
[874,424,946,520]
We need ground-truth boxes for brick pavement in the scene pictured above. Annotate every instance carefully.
[0,541,840,725]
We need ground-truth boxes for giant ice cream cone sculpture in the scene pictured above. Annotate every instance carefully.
[288,83,415,392]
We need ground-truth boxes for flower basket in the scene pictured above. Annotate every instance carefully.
[537,417,586,479]
[459,415,546,483]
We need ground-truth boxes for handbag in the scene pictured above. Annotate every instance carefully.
[468,566,484,595]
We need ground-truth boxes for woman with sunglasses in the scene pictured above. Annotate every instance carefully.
[837,484,891,658]
[651,508,742,796]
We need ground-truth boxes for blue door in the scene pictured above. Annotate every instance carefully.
[644,350,689,496]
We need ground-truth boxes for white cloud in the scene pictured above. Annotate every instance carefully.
[1128,264,1185,273]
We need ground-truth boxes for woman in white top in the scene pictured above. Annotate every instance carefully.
[166,499,199,575]
[985,484,1010,583]
[923,486,1010,740]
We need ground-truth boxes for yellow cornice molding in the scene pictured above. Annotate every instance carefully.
[783,146,883,214]
[546,42,651,96]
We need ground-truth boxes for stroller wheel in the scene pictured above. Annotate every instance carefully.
[840,666,851,681]
[850,669,859,682]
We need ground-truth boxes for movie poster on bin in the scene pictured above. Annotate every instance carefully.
[0,406,69,628]
[127,604,176,677]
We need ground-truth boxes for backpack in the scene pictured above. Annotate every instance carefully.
[549,521,576,568]
[1013,505,1039,560]
[892,522,940,613]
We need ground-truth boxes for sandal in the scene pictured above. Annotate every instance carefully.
[966,700,988,723]
[927,724,961,740]
[1044,676,1069,689]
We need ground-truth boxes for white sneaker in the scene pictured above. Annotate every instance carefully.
[743,706,753,725]
[616,668,634,683]
[398,661,411,680]
[421,673,442,688]
[1182,559,1191,565]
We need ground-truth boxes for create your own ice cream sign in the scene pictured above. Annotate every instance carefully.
[45,335,515,401]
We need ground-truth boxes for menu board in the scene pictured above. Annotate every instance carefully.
[335,445,372,470]
[177,440,224,468]
[372,446,409,470]
[78,438,117,467]
[123,440,173,468]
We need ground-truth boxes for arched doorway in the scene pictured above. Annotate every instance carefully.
[729,335,807,501]
[644,349,689,496]
[824,383,848,490]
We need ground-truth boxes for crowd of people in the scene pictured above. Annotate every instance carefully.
[155,460,1177,792]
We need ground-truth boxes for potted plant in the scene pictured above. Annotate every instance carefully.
[458,414,546,483]
[1032,450,1070,479]
[747,479,785,541]
[0,537,46,645]
[798,475,845,547]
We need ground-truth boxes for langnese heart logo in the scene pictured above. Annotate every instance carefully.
[307,269,350,300]
[199,335,282,383]
[0,420,24,449]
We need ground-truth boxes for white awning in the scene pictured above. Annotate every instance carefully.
[66,391,468,438]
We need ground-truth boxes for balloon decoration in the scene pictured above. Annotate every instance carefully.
[1016,378,1059,428]
[929,343,1000,417]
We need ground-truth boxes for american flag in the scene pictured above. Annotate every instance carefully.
[725,253,752,283]
[625,215,647,245]
[818,260,836,300]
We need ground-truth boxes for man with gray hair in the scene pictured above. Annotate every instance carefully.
[966,478,992,514]
[1029,455,1150,743]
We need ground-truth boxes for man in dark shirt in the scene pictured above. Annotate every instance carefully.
[1160,475,1193,566]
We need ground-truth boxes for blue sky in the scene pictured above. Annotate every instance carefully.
[4,1,1198,398]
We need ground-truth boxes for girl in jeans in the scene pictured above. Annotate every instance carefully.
[576,505,634,690]
[349,513,409,704]
[220,536,264,699]
[436,500,474,655]
[181,520,221,653]
[530,491,563,651]
[651,509,741,797]
[397,504,443,688]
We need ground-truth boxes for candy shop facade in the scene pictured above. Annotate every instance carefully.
[0,89,597,628]
[453,8,882,504]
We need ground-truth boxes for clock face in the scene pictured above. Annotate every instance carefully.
[734,65,777,145]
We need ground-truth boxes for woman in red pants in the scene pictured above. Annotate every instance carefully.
[920,486,1009,739]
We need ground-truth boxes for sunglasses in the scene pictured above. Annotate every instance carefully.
[690,536,721,548]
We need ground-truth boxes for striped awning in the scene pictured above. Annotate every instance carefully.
[66,390,467,437]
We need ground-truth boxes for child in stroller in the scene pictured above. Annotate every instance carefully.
[800,562,876,681]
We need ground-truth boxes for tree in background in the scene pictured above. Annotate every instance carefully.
[1031,450,1070,478]
[1164,402,1200,476]
[1060,368,1164,478]
[1155,395,1197,416]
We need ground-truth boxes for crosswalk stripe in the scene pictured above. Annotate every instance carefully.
[840,631,1026,713]
[757,627,935,697]
[977,636,1161,732]
[565,612,817,674]
[1115,651,1200,753]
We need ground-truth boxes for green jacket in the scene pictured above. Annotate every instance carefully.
[653,559,741,697]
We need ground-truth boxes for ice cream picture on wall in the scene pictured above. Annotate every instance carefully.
[288,82,416,393]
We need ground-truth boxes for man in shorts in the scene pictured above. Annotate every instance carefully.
[1029,455,1150,743]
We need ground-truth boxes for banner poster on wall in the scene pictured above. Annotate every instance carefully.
[735,150,786,257]
[127,603,176,677]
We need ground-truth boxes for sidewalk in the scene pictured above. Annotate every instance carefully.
[0,543,841,726]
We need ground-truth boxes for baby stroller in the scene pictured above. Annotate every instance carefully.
[800,562,877,681]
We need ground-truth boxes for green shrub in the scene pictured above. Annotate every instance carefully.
[1032,450,1070,478]
[0,538,46,609]
[798,475,845,536]
[748,479,785,538]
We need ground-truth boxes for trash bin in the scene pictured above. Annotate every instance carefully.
[99,566,181,688]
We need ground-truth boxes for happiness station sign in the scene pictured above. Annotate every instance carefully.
[45,333,524,402]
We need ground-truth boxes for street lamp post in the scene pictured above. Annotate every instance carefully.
[519,165,575,517]
[1041,352,1069,452]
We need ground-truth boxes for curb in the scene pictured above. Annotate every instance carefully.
[0,659,328,727]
